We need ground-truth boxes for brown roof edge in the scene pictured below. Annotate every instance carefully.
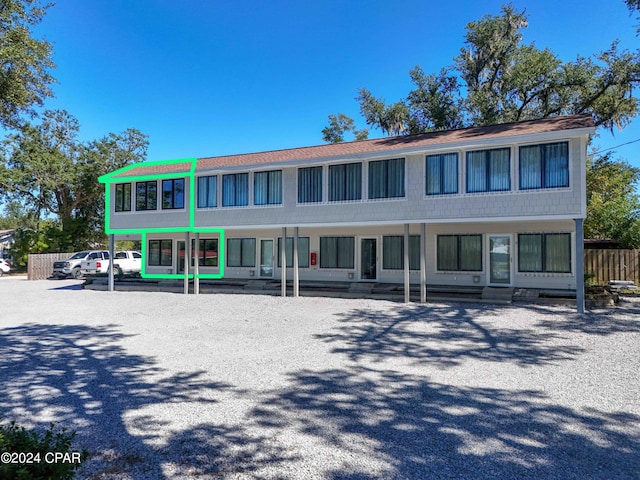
[197,114,595,170]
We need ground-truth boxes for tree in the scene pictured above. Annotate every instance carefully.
[323,4,640,141]
[585,154,640,248]
[0,110,148,251]
[321,113,368,143]
[0,0,55,128]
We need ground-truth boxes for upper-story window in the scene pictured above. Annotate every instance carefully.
[254,170,282,205]
[136,181,157,211]
[369,158,405,199]
[115,183,131,212]
[197,175,217,208]
[329,163,362,201]
[298,166,323,203]
[162,178,185,209]
[426,153,458,195]
[519,142,569,190]
[222,173,249,207]
[466,148,510,193]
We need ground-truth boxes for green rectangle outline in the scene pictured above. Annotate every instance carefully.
[100,157,226,280]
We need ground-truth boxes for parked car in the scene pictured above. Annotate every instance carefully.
[0,258,10,276]
[52,250,110,279]
[81,250,142,276]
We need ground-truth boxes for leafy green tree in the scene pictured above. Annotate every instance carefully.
[0,109,148,251]
[585,153,640,248]
[321,113,369,143]
[324,4,640,141]
[0,0,55,128]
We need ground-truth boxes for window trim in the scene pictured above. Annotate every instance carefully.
[328,162,363,202]
[277,236,311,268]
[465,147,511,193]
[222,172,250,207]
[115,183,132,212]
[227,238,256,267]
[148,239,173,266]
[161,178,185,210]
[319,236,355,269]
[297,165,324,204]
[381,235,421,271]
[518,141,570,190]
[254,169,283,206]
[136,180,158,211]
[517,233,572,273]
[425,153,459,196]
[436,234,483,272]
[368,157,406,200]
[196,175,218,209]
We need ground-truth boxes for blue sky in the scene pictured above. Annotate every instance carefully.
[30,0,640,168]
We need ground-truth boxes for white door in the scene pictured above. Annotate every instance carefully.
[488,235,512,286]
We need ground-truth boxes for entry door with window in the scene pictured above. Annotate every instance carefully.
[177,241,189,274]
[488,235,512,285]
[259,239,274,277]
[360,238,377,280]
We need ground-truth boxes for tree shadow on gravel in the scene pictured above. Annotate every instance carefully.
[252,367,640,480]
[0,323,292,479]
[316,304,586,368]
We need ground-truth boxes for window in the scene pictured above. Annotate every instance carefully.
[193,238,218,267]
[519,142,569,189]
[320,237,354,269]
[162,178,185,209]
[437,235,482,271]
[227,238,256,267]
[115,183,131,212]
[369,158,405,199]
[277,237,310,268]
[197,175,217,208]
[466,148,510,193]
[136,181,157,210]
[298,166,323,203]
[254,170,282,205]
[222,173,249,207]
[329,163,362,201]
[518,233,571,273]
[426,153,458,195]
[148,239,172,266]
[382,235,420,270]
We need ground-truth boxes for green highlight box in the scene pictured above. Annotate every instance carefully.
[99,158,226,280]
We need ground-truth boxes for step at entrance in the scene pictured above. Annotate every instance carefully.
[482,287,514,301]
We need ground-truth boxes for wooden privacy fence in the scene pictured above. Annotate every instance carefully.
[27,252,74,280]
[584,249,640,285]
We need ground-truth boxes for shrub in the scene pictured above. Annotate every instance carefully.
[0,420,87,480]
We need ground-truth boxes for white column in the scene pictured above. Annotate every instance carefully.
[194,232,200,295]
[420,223,427,303]
[293,227,299,297]
[108,234,115,292]
[575,218,585,313]
[281,227,287,297]
[404,224,410,303]
[184,231,190,295]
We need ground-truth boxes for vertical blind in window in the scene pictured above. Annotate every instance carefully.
[369,158,405,199]
[382,235,420,270]
[254,170,282,205]
[466,148,510,193]
[519,142,569,189]
[227,238,256,267]
[437,235,482,271]
[329,163,362,201]
[518,233,571,273]
[320,237,355,269]
[298,166,323,203]
[277,237,310,268]
[222,173,249,207]
[426,153,458,195]
[197,175,217,208]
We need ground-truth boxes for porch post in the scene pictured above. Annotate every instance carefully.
[194,232,200,295]
[108,234,115,292]
[281,227,287,297]
[293,227,299,297]
[404,224,410,303]
[184,231,190,295]
[420,223,427,303]
[575,218,585,313]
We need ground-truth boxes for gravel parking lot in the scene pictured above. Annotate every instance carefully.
[1,275,639,479]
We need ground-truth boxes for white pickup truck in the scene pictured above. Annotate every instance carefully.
[81,250,142,276]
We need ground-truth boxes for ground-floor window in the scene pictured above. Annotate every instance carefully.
[277,237,310,268]
[320,236,355,269]
[195,238,218,267]
[227,238,256,267]
[148,239,172,266]
[518,233,571,273]
[437,235,482,271]
[382,235,420,270]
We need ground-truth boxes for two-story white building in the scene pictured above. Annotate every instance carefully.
[99,114,595,311]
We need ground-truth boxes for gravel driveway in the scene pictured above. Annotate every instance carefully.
[1,276,639,479]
